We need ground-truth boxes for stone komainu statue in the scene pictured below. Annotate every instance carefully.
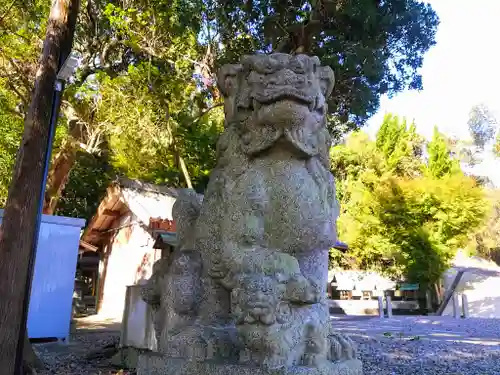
[139,53,362,375]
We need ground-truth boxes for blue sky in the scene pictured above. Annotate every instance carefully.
[365,0,500,185]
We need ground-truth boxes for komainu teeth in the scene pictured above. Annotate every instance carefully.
[253,99,261,111]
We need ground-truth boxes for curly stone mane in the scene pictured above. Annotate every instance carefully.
[214,53,338,214]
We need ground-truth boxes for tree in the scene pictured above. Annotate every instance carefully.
[40,0,212,210]
[0,94,23,206]
[467,189,500,264]
[55,150,116,221]
[375,114,423,177]
[426,126,460,178]
[210,0,439,137]
[0,1,80,374]
[0,0,440,213]
[467,104,498,149]
[0,0,223,215]
[448,104,500,185]
[93,60,223,189]
[330,117,488,292]
[0,0,49,117]
[0,0,50,207]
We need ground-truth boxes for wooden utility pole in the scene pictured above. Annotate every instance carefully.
[0,0,80,374]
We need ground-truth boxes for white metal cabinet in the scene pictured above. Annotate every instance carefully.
[0,210,85,340]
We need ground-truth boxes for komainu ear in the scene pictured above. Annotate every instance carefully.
[317,66,335,99]
[217,64,242,97]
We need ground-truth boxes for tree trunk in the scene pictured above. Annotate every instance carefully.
[43,115,85,215]
[177,154,193,189]
[42,142,78,214]
[22,334,44,374]
[172,142,193,189]
[0,1,80,374]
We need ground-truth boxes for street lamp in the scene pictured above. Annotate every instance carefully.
[57,53,80,82]
[15,51,80,375]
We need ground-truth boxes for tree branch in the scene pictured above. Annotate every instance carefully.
[190,102,223,127]
[0,104,24,119]
[5,80,28,107]
[0,47,33,93]
[0,0,16,25]
[73,60,126,87]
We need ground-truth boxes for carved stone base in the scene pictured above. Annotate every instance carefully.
[137,354,363,375]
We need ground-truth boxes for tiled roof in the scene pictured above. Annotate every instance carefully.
[149,218,176,231]
[82,179,180,245]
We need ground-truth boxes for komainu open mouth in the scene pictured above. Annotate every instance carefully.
[253,87,313,107]
[247,90,323,114]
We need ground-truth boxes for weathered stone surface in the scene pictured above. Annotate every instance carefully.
[141,257,169,346]
[137,355,363,375]
[141,189,204,353]
[111,346,148,369]
[139,53,362,375]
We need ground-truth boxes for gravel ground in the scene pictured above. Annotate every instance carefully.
[335,316,500,375]
[33,316,500,375]
[34,330,130,375]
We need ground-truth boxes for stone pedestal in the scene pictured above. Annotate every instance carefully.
[137,354,363,375]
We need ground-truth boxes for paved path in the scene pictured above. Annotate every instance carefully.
[73,315,121,333]
[331,315,500,345]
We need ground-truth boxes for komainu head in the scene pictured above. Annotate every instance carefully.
[217,53,335,161]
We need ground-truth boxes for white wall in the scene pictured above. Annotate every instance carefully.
[98,213,160,319]
[443,269,500,318]
[442,252,500,318]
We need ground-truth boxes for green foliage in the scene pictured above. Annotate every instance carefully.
[0,0,55,205]
[0,0,439,220]
[55,150,116,221]
[0,89,23,205]
[0,0,49,203]
[450,104,499,172]
[331,116,489,285]
[91,61,222,187]
[375,114,424,177]
[426,126,460,178]
[0,0,223,217]
[0,0,49,111]
[466,190,500,264]
[211,0,440,135]
[73,0,223,190]
[467,104,498,149]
